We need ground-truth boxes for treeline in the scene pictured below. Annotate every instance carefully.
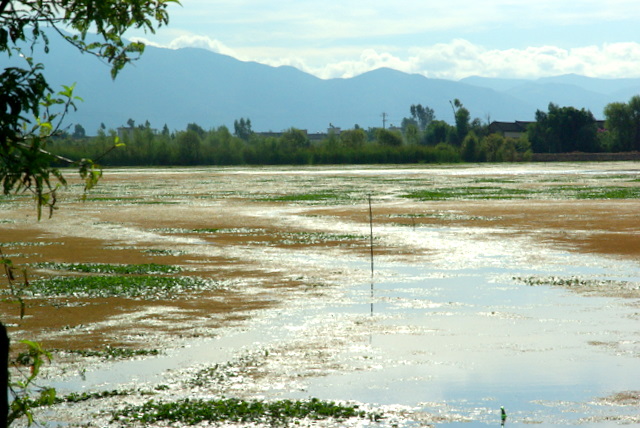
[529,96,640,153]
[52,125,468,166]
[51,100,530,166]
[52,95,640,166]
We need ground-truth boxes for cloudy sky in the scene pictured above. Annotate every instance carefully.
[129,0,640,80]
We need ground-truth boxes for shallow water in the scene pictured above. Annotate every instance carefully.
[6,163,639,426]
[50,232,640,426]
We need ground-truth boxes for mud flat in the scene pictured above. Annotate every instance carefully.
[1,162,639,426]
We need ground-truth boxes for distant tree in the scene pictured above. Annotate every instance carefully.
[280,128,309,150]
[177,130,201,165]
[528,103,598,153]
[424,120,452,145]
[450,99,470,146]
[340,128,366,149]
[126,118,136,128]
[410,104,435,131]
[401,117,418,134]
[404,123,420,145]
[604,96,640,152]
[233,118,253,141]
[461,132,479,162]
[186,122,206,137]
[72,124,86,139]
[375,128,403,146]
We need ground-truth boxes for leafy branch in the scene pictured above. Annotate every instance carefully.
[0,249,29,319]
[7,341,56,426]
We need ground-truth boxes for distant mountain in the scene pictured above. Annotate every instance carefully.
[460,74,640,119]
[12,34,640,133]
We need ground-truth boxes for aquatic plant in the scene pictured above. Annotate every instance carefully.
[259,191,348,203]
[27,275,213,298]
[514,276,631,289]
[112,397,382,425]
[57,347,160,360]
[33,262,181,275]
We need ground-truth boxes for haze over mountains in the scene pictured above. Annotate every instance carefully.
[23,35,640,134]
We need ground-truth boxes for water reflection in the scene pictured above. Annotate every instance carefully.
[49,239,640,426]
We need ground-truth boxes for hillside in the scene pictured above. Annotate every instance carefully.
[14,34,640,133]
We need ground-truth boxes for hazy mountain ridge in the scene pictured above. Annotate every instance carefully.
[15,35,640,133]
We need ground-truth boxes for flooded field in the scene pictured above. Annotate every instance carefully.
[1,163,640,426]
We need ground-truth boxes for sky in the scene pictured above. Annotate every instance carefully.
[128,0,640,81]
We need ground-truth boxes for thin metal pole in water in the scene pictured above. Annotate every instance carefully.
[368,195,375,320]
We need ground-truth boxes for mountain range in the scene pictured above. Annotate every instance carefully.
[12,35,640,134]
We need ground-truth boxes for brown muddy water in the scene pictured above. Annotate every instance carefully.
[1,163,640,427]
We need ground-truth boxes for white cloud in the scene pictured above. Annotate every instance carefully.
[168,0,640,47]
[131,34,238,58]
[138,33,640,81]
[250,40,640,80]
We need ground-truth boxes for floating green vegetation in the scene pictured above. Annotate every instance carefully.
[403,185,640,201]
[259,191,346,203]
[152,227,264,235]
[190,228,221,233]
[33,262,181,275]
[133,200,181,205]
[514,276,632,289]
[573,186,640,199]
[58,346,160,359]
[22,389,133,410]
[59,389,132,404]
[112,397,382,425]
[0,241,55,248]
[389,212,493,221]
[471,177,517,184]
[83,196,139,202]
[27,275,212,298]
[272,231,369,246]
[143,249,187,256]
[402,187,533,200]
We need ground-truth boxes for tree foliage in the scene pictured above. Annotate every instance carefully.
[528,103,598,153]
[603,96,640,152]
[409,104,435,131]
[0,0,179,217]
[233,117,253,141]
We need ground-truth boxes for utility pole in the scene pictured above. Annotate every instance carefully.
[381,112,388,129]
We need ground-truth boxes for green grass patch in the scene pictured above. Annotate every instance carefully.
[514,276,628,289]
[60,389,132,404]
[402,187,533,200]
[142,249,187,256]
[259,192,345,203]
[0,241,55,248]
[33,262,181,275]
[573,186,640,199]
[276,231,368,245]
[403,185,640,201]
[112,397,382,425]
[58,346,160,359]
[83,197,139,202]
[27,275,212,298]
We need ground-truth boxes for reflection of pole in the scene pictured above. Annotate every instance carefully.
[368,195,374,277]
